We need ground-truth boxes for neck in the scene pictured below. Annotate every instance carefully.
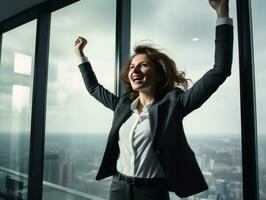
[138,91,155,107]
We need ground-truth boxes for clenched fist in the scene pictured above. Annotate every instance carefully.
[209,0,229,18]
[75,36,87,58]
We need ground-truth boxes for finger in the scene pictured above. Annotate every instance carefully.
[79,36,87,43]
[74,39,82,47]
[78,36,85,41]
[74,40,80,46]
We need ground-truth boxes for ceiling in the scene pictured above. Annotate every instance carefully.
[0,0,47,23]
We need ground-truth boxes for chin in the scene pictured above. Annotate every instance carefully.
[132,87,140,91]
[131,84,141,91]
[132,85,145,91]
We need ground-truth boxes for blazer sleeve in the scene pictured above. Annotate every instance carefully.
[78,61,119,111]
[177,24,234,117]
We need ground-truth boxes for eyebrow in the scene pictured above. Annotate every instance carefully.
[130,61,149,66]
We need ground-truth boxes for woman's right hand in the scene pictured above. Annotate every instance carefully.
[75,36,87,58]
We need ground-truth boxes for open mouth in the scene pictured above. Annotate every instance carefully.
[132,76,144,83]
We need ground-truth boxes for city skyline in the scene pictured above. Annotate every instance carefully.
[2,132,264,200]
[1,132,266,199]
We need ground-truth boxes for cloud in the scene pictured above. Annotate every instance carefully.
[1,0,265,135]
[43,0,117,134]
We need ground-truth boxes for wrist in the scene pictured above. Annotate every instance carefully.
[79,51,85,58]
[75,49,85,58]
[216,7,229,18]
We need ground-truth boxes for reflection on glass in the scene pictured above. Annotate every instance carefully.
[131,0,241,199]
[252,0,266,199]
[43,0,116,199]
[14,52,32,75]
[0,20,36,199]
[12,85,30,112]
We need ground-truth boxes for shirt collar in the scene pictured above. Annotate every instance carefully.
[130,96,154,113]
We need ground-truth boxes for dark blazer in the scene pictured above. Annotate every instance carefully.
[78,24,233,198]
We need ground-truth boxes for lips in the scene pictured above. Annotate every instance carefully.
[132,75,144,82]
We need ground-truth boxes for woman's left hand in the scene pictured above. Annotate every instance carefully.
[209,0,229,18]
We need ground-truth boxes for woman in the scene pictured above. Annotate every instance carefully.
[74,0,233,199]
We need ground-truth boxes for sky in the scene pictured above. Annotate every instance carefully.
[0,0,265,137]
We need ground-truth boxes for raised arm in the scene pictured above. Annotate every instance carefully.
[75,37,119,111]
[177,0,233,117]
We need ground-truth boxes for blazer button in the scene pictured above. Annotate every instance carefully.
[155,150,160,155]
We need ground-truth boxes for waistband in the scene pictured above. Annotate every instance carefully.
[115,171,168,186]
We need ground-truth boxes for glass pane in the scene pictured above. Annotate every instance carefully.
[252,1,266,199]
[0,20,36,199]
[43,0,116,199]
[131,0,242,199]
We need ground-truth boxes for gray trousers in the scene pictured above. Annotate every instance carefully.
[109,175,170,200]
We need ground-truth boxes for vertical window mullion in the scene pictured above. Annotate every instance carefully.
[115,0,131,96]
[236,0,259,199]
[27,10,51,200]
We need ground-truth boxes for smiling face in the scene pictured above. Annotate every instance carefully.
[128,54,161,95]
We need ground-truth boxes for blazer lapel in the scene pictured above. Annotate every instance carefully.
[148,99,159,142]
[110,102,132,137]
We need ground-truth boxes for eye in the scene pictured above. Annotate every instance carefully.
[141,63,149,68]
[130,65,134,69]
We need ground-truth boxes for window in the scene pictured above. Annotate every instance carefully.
[131,0,242,199]
[0,20,36,199]
[252,0,266,199]
[43,0,116,199]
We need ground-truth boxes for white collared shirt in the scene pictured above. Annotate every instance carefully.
[116,97,166,178]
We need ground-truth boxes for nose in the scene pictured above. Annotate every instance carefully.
[132,65,142,73]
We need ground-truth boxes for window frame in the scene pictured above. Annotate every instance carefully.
[236,0,259,199]
[0,0,259,199]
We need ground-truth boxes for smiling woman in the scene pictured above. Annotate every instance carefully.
[75,0,234,199]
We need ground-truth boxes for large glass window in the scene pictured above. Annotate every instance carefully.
[252,1,266,199]
[131,0,241,199]
[0,20,36,199]
[43,0,116,199]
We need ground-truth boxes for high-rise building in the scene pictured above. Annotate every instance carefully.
[43,152,60,184]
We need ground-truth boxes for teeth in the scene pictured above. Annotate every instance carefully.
[133,77,142,82]
[132,76,143,81]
